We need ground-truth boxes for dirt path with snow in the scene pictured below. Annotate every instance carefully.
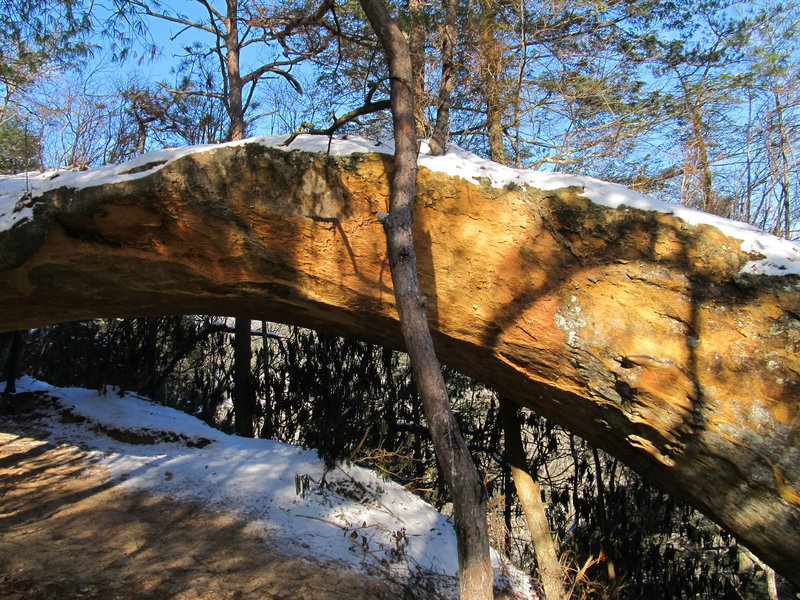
[0,418,406,600]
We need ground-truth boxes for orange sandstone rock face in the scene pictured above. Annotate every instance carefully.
[0,144,798,584]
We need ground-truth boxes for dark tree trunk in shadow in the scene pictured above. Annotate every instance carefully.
[591,445,618,596]
[2,330,24,397]
[233,317,256,437]
[224,0,256,437]
[358,0,493,597]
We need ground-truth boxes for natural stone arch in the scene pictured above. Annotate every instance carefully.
[0,139,798,585]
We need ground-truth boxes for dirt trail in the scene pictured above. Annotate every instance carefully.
[0,418,406,600]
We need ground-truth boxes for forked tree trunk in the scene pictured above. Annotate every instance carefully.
[500,398,563,600]
[358,0,494,597]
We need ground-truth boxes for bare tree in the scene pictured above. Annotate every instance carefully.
[114,0,337,436]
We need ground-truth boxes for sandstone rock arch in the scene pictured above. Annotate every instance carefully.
[1,139,798,584]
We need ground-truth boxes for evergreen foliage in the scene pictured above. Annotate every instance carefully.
[0,0,91,120]
[0,118,38,172]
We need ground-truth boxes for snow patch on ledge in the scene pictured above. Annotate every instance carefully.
[2,134,799,276]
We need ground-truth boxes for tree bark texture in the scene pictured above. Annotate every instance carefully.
[0,141,798,586]
[500,399,564,600]
[357,0,494,597]
[222,0,257,437]
[477,4,506,164]
[485,77,505,164]
[232,317,256,437]
[224,0,246,142]
[407,0,427,137]
[429,0,458,156]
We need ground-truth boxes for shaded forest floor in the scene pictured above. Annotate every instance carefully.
[0,414,407,600]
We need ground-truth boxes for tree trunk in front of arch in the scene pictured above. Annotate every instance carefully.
[358,0,494,597]
[500,399,564,600]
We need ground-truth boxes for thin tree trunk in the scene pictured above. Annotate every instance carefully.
[766,566,778,600]
[677,74,715,214]
[224,0,256,437]
[503,461,513,553]
[260,320,274,439]
[429,0,457,155]
[225,0,245,141]
[746,549,779,600]
[408,0,427,137]
[591,446,618,596]
[774,89,792,239]
[358,0,493,597]
[744,94,753,222]
[511,0,527,168]
[689,104,715,214]
[233,317,256,437]
[2,330,24,397]
[500,398,563,600]
[486,77,505,164]
[478,12,505,164]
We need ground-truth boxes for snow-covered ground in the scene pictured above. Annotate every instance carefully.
[1,134,799,277]
[3,376,537,599]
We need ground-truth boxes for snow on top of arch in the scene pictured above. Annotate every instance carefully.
[412,140,800,277]
[1,134,798,276]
